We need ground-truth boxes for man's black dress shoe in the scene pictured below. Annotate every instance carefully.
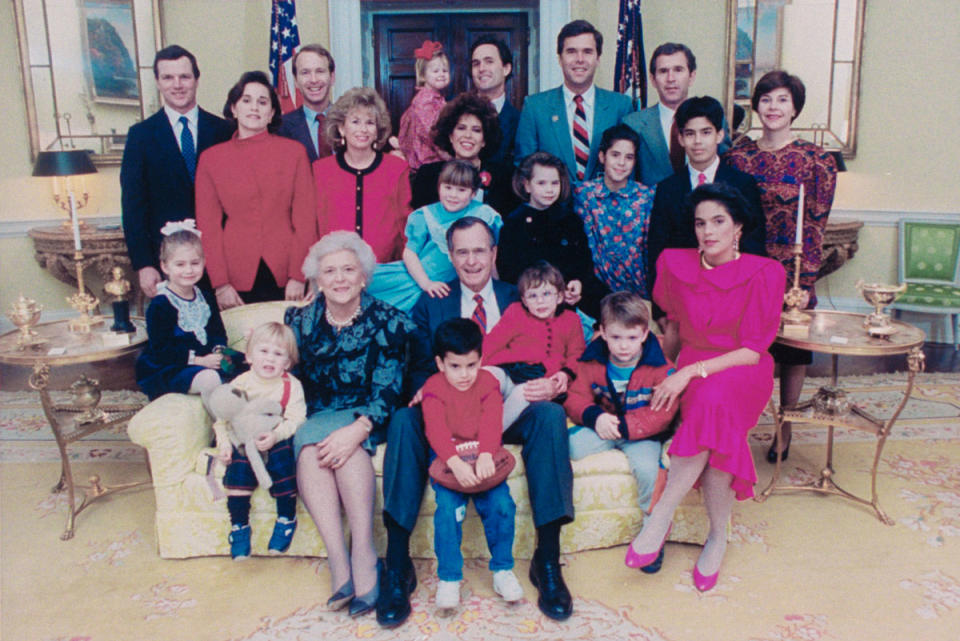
[529,554,573,621]
[375,560,416,628]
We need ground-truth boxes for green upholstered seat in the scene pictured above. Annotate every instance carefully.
[892,220,960,348]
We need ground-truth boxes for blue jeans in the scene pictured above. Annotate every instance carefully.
[568,426,663,512]
[431,480,516,581]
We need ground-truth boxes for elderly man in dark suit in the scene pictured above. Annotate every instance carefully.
[376,216,575,628]
[470,35,519,164]
[120,44,233,298]
[647,96,766,320]
[277,44,336,163]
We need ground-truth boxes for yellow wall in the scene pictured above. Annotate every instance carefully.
[3,0,958,327]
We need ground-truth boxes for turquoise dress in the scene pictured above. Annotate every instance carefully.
[367,200,502,311]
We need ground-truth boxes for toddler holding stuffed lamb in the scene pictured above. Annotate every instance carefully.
[213,322,306,560]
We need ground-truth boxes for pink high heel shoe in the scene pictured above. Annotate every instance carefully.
[692,564,719,592]
[624,523,672,569]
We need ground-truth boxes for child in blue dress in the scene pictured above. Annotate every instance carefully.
[367,160,502,311]
[136,221,231,400]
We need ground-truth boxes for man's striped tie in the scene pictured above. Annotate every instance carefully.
[472,294,487,333]
[572,94,589,181]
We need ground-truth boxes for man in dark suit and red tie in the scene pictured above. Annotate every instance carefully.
[120,45,234,298]
[646,95,766,317]
[377,216,575,627]
[277,44,336,163]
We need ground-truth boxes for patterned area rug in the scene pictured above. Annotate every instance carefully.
[2,373,959,641]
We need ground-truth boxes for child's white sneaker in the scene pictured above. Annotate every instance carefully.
[493,569,524,602]
[435,580,461,609]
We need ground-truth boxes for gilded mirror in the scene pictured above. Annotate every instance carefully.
[725,0,865,158]
[14,0,163,166]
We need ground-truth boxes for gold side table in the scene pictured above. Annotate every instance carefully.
[0,318,149,540]
[757,310,926,524]
[28,224,135,299]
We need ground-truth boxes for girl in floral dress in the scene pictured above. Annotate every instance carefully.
[574,124,656,299]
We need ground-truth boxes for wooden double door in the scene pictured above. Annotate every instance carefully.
[373,12,530,134]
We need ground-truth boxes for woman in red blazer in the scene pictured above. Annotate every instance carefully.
[196,71,318,309]
[313,88,411,264]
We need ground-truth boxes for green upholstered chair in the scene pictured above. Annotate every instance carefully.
[892,219,960,349]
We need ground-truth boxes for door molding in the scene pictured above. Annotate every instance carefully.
[328,0,569,101]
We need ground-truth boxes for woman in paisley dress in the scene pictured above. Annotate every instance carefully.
[724,70,837,463]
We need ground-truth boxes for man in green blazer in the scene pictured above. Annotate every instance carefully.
[514,20,632,183]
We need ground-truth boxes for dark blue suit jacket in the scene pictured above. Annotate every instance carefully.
[409,278,518,391]
[120,108,233,270]
[278,107,332,163]
[646,163,767,316]
[623,104,732,188]
[488,100,520,164]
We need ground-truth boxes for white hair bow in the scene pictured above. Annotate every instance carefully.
[160,219,202,238]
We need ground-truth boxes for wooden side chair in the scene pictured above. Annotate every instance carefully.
[892,219,960,349]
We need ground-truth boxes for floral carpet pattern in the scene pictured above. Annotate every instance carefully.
[2,373,959,641]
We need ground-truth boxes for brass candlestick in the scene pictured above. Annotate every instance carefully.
[66,250,102,333]
[781,244,812,326]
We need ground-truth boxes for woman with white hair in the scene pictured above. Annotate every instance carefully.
[285,231,418,617]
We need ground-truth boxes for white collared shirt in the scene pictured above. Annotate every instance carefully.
[164,105,199,152]
[562,84,595,145]
[657,102,676,150]
[459,279,502,331]
[688,156,720,190]
[490,93,506,114]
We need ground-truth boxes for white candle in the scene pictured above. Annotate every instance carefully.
[794,183,805,246]
[69,192,82,251]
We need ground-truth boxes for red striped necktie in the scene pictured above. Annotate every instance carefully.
[472,294,487,333]
[572,94,589,181]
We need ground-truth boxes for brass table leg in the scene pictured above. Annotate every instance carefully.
[757,396,781,502]
[755,349,924,525]
[29,361,149,540]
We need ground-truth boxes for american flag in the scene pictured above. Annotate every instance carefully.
[269,0,301,114]
[614,0,647,111]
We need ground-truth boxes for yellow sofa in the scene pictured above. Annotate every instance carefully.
[128,301,709,559]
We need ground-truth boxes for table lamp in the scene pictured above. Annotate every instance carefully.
[32,150,98,233]
[32,150,100,332]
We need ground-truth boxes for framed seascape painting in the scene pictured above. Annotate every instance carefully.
[81,0,141,105]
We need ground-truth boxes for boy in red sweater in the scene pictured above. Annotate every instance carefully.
[563,292,678,569]
[422,318,523,610]
[483,261,586,427]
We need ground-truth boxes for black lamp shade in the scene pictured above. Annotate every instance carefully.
[32,150,98,177]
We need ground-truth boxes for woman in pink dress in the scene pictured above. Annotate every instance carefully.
[623,183,786,592]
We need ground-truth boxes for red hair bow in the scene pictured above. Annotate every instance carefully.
[414,40,444,60]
